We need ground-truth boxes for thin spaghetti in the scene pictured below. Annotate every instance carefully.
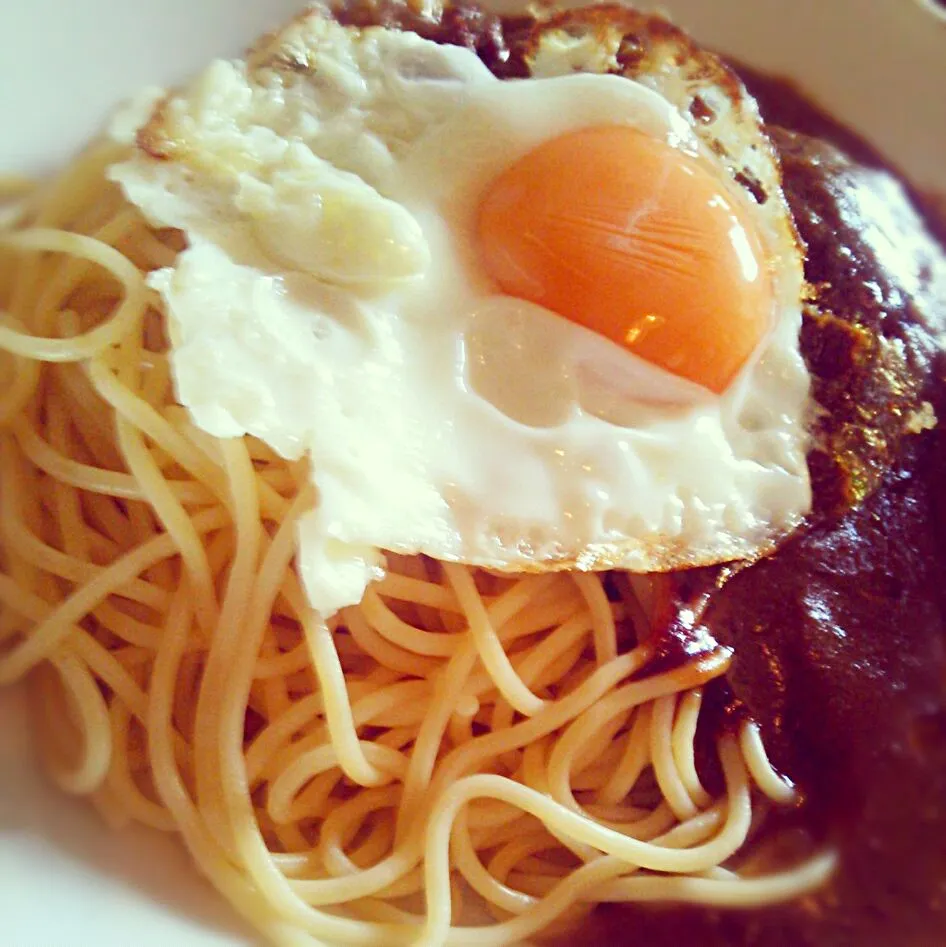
[0,144,836,946]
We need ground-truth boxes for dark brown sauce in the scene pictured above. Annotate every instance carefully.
[592,68,946,947]
[334,4,946,941]
[593,43,946,947]
[334,0,533,76]
[632,574,719,675]
[740,65,946,253]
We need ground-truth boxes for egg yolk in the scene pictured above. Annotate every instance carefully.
[476,125,773,394]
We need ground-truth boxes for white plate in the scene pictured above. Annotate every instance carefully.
[1,2,944,945]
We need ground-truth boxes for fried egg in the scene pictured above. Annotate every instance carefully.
[111,10,811,615]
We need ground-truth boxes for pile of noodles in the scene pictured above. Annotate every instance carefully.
[0,142,835,946]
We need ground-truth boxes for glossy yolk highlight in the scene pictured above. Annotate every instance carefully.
[476,126,773,394]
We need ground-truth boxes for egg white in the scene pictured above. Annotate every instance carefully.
[111,13,811,616]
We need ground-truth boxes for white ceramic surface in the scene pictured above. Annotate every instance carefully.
[0,1,944,945]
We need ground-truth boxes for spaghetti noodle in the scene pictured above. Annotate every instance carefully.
[0,140,836,945]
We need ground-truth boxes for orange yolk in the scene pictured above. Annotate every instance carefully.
[476,125,773,394]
